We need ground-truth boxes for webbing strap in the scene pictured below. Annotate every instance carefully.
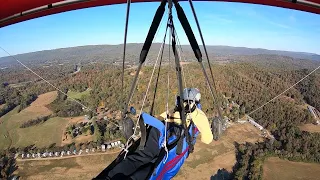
[122,0,166,117]
[139,0,166,64]
[139,116,147,150]
[173,0,202,62]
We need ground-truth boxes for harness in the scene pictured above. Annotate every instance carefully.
[140,113,199,180]
[95,0,221,179]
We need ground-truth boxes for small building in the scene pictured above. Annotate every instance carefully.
[111,142,115,147]
[37,153,41,158]
[107,145,112,149]
[101,145,106,151]
[79,150,83,155]
[84,115,89,121]
[32,154,36,158]
[91,148,95,152]
[248,119,264,131]
[61,151,65,157]
[67,151,71,155]
[26,154,30,158]
[55,152,60,157]
[21,154,25,158]
[49,152,53,157]
[73,150,77,155]
[85,149,89,153]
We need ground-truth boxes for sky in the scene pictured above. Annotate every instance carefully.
[0,1,320,57]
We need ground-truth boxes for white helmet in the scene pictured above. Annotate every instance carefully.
[182,88,201,103]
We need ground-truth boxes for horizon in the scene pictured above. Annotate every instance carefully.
[0,2,320,58]
[1,43,319,59]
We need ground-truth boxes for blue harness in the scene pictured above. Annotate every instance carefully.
[140,111,200,180]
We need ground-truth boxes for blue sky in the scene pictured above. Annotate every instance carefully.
[0,1,320,57]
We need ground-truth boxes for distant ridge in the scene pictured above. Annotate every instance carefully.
[0,44,319,67]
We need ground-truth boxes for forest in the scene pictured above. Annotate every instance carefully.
[0,48,319,179]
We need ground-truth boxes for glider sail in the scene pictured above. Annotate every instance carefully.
[1,0,320,28]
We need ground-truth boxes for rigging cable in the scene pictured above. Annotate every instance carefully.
[123,22,169,157]
[248,64,320,116]
[124,6,166,113]
[188,0,222,117]
[121,0,131,100]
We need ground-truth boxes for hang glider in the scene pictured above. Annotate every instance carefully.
[1,0,320,28]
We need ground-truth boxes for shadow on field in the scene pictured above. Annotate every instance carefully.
[210,168,232,180]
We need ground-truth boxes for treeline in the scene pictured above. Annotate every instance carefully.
[20,115,52,128]
[233,129,320,179]
[0,85,38,117]
[48,89,83,117]
[0,103,16,117]
[0,152,18,179]
[93,119,123,144]
[65,122,93,138]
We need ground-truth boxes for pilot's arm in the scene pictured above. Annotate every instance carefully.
[190,109,213,144]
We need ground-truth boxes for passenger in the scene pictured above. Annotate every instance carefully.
[105,88,212,180]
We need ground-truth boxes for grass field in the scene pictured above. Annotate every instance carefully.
[0,91,60,149]
[175,123,264,180]
[67,89,91,100]
[13,117,69,147]
[16,122,263,180]
[17,153,118,180]
[263,157,320,180]
[299,123,320,133]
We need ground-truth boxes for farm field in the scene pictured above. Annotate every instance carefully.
[0,91,61,149]
[299,123,320,133]
[263,157,320,180]
[16,122,263,180]
[67,89,91,100]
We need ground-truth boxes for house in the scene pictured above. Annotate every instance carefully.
[79,150,83,155]
[55,152,60,157]
[85,149,89,153]
[49,152,53,157]
[248,119,264,131]
[26,154,30,158]
[91,148,95,152]
[37,153,41,158]
[101,145,106,152]
[61,151,65,157]
[32,154,36,158]
[21,154,25,158]
[73,150,77,155]
[107,145,112,149]
[67,151,71,155]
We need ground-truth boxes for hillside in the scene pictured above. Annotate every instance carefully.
[0,45,320,179]
[0,44,319,68]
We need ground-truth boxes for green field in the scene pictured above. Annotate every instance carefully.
[0,107,19,149]
[13,117,68,147]
[67,89,91,100]
[0,107,68,149]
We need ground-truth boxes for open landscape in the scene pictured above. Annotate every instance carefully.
[0,44,319,179]
[263,157,320,180]
[16,123,262,180]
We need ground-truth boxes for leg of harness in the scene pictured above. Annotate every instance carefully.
[107,127,161,179]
